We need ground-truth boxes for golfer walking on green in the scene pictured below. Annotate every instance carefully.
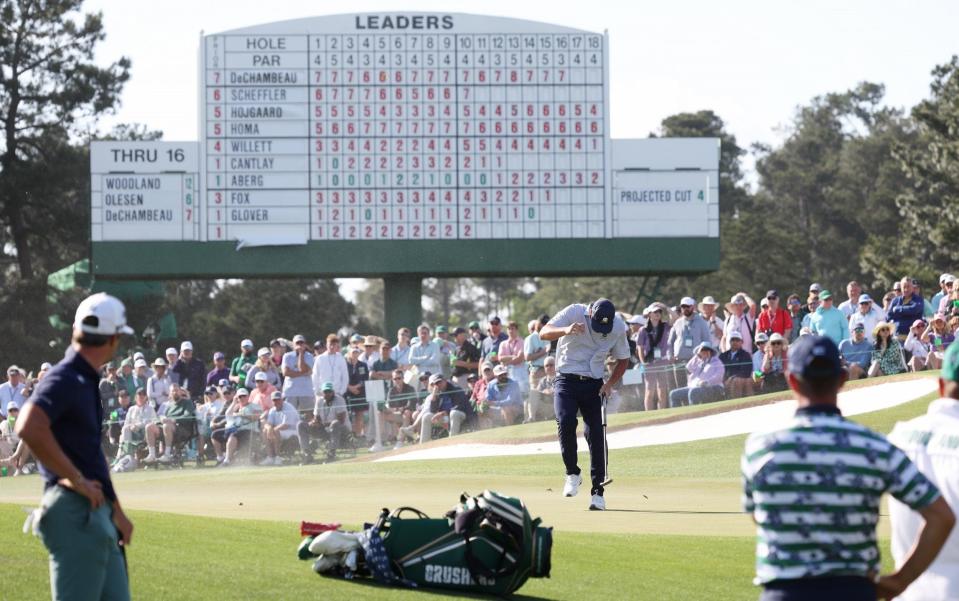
[17,293,135,600]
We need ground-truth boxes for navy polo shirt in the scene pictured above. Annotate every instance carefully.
[29,348,116,502]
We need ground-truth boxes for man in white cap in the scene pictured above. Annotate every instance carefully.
[15,293,135,600]
[668,296,713,389]
[229,339,256,385]
[699,296,724,348]
[163,347,180,385]
[848,294,882,341]
[723,293,758,354]
[172,341,206,401]
[931,274,955,316]
[0,365,25,418]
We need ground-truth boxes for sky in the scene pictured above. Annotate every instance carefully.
[81,0,958,299]
[85,0,958,153]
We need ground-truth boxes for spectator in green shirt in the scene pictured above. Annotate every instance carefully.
[230,339,256,385]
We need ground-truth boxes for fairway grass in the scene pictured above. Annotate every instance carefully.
[0,377,931,599]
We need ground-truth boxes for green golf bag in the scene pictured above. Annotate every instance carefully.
[381,490,552,596]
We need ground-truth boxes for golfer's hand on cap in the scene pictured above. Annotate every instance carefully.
[566,322,586,336]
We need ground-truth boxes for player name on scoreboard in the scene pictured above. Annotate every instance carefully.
[91,142,199,241]
[202,13,610,242]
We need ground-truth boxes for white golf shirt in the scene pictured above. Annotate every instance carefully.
[888,398,959,601]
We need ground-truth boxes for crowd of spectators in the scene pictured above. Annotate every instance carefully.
[0,273,955,473]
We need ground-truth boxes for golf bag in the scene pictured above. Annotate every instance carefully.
[300,490,552,596]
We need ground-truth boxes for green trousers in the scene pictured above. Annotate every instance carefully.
[37,485,130,601]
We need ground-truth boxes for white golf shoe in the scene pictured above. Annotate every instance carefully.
[589,494,606,511]
[562,473,583,497]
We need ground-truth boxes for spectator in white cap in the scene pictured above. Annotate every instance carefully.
[249,370,278,412]
[668,342,725,407]
[637,303,672,411]
[245,347,281,390]
[38,362,53,380]
[667,296,713,389]
[759,332,789,392]
[718,331,754,399]
[931,274,954,315]
[172,340,205,401]
[937,275,959,316]
[146,358,172,413]
[0,365,26,418]
[282,334,316,414]
[485,364,524,425]
[809,282,822,295]
[229,339,256,385]
[164,347,179,385]
[699,296,724,348]
[260,391,299,466]
[838,280,865,319]
[131,358,150,393]
[848,293,883,339]
[752,332,770,375]
[722,293,758,355]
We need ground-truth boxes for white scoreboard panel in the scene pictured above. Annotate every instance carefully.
[201,14,610,242]
[90,141,199,241]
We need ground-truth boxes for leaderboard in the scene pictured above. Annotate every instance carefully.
[202,14,609,241]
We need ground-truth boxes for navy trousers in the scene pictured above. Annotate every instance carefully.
[554,374,606,495]
[760,577,876,601]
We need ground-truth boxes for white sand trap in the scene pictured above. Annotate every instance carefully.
[376,378,938,463]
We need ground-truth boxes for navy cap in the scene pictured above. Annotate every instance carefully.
[788,335,843,380]
[590,298,616,335]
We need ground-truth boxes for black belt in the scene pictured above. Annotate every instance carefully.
[558,373,602,382]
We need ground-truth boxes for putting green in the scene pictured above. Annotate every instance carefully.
[0,376,935,599]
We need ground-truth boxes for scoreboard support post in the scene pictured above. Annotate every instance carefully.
[384,276,424,338]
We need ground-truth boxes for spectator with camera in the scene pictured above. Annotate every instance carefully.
[757,290,793,336]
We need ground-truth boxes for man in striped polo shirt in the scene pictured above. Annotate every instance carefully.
[742,335,954,600]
